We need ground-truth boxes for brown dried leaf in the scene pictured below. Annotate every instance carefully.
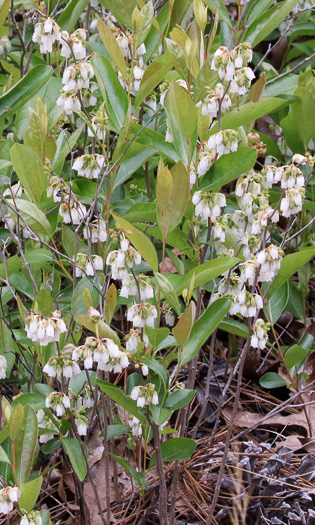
[159,257,178,274]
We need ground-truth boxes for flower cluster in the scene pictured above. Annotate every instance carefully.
[208,129,239,157]
[130,383,159,407]
[127,303,158,328]
[62,62,94,92]
[59,196,87,224]
[196,143,216,177]
[107,238,141,280]
[20,511,43,525]
[201,83,231,119]
[0,355,7,379]
[129,416,142,437]
[83,218,107,243]
[32,17,60,54]
[256,245,284,282]
[73,154,104,179]
[43,356,80,378]
[46,392,71,417]
[0,486,20,514]
[37,410,59,443]
[125,330,149,352]
[251,319,270,349]
[192,191,226,221]
[120,274,154,300]
[211,43,254,93]
[72,337,129,373]
[281,188,305,218]
[75,253,103,277]
[25,311,66,346]
[230,290,263,318]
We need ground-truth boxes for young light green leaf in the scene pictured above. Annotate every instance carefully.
[166,80,198,139]
[165,38,188,80]
[155,273,182,316]
[98,0,135,28]
[157,160,190,235]
[10,144,47,204]
[173,301,196,347]
[62,438,87,482]
[135,1,154,48]
[112,213,158,272]
[97,19,127,78]
[105,283,117,325]
[96,379,147,424]
[180,298,230,367]
[142,356,169,394]
[148,437,197,469]
[19,476,43,513]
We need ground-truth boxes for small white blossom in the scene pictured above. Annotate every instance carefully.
[125,330,149,352]
[32,17,60,54]
[25,312,66,346]
[208,129,239,157]
[43,356,80,378]
[0,355,7,379]
[192,191,226,222]
[251,318,270,350]
[130,383,159,406]
[0,486,21,514]
[83,218,107,243]
[129,416,142,437]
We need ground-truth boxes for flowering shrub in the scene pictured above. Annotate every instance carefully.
[0,0,314,523]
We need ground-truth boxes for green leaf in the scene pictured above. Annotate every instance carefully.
[267,247,315,299]
[92,55,128,131]
[135,1,154,47]
[0,445,10,465]
[135,52,172,109]
[243,0,299,47]
[52,125,84,173]
[98,0,135,28]
[155,273,181,316]
[19,476,43,513]
[166,389,196,410]
[167,80,198,139]
[173,301,196,347]
[264,282,288,324]
[112,213,158,272]
[281,85,315,153]
[62,438,87,482]
[15,405,38,485]
[284,344,309,370]
[175,257,239,296]
[157,160,189,235]
[57,0,89,32]
[148,437,197,470]
[200,148,257,192]
[78,316,120,346]
[210,98,287,134]
[110,454,145,486]
[96,380,147,424]
[144,327,170,349]
[259,372,288,389]
[287,280,305,321]
[218,317,249,338]
[104,283,117,325]
[204,0,231,26]
[0,0,10,30]
[165,39,188,80]
[106,425,130,440]
[142,356,169,394]
[11,199,52,236]
[11,394,45,412]
[0,255,23,280]
[9,403,24,440]
[0,66,53,120]
[35,288,54,317]
[114,145,157,188]
[180,298,230,367]
[96,19,127,78]
[61,224,87,259]
[71,277,100,321]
